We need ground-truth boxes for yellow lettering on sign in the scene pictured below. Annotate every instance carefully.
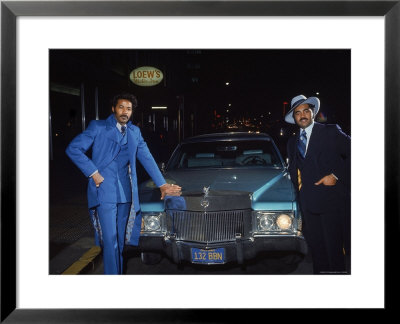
[130,67,164,87]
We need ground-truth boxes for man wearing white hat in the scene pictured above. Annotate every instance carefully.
[285,94,350,274]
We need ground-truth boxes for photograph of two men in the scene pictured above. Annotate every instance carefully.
[49,49,350,276]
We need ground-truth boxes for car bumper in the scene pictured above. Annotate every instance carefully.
[138,234,308,264]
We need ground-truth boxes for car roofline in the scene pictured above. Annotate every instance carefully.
[181,132,272,143]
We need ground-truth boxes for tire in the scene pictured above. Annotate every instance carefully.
[140,252,163,265]
[280,252,304,265]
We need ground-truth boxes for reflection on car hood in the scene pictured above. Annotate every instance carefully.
[139,168,295,212]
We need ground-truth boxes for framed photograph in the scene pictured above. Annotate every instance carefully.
[2,0,397,321]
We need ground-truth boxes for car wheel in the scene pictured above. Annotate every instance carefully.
[280,252,304,265]
[141,252,163,265]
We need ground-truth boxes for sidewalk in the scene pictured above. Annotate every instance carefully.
[49,196,103,274]
[49,152,99,274]
[49,199,101,274]
[51,237,101,274]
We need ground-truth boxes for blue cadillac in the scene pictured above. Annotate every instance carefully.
[137,132,307,265]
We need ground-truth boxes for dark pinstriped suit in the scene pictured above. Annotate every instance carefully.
[287,122,350,273]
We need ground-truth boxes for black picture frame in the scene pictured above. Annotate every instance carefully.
[1,0,398,322]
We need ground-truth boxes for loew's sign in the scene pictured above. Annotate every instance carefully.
[130,66,164,87]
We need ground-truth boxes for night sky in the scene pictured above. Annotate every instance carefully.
[185,49,350,131]
[50,49,351,158]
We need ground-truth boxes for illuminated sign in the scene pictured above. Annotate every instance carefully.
[129,66,164,87]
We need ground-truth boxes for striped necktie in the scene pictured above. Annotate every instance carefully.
[297,129,307,159]
[121,125,126,136]
[297,130,307,190]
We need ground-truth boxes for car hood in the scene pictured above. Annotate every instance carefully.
[139,168,295,212]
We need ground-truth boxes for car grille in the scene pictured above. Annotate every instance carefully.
[166,209,250,243]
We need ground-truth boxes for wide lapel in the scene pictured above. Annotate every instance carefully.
[105,114,122,144]
[291,133,300,181]
[304,122,322,160]
[290,133,299,167]
[126,122,137,161]
[97,114,121,171]
[294,132,300,160]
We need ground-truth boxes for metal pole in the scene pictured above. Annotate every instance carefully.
[95,86,99,120]
[165,116,168,132]
[177,95,184,142]
[49,107,53,161]
[177,105,181,143]
[163,65,167,87]
[81,83,86,131]
[182,96,185,140]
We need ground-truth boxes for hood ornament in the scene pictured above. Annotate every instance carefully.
[201,186,210,209]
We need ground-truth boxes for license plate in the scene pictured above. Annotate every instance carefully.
[191,248,225,264]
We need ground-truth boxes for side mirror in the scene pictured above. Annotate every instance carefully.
[158,162,166,173]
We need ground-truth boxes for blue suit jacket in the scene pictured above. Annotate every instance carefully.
[66,114,166,210]
[287,122,350,214]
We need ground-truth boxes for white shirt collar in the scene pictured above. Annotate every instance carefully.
[300,121,314,137]
[300,121,314,153]
[116,123,126,132]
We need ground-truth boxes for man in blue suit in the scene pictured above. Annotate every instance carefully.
[66,93,181,274]
[285,95,350,274]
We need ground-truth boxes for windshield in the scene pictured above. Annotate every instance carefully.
[168,139,283,170]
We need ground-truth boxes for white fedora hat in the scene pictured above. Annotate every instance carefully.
[284,94,320,124]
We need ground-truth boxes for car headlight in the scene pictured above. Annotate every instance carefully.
[257,213,275,231]
[141,213,164,232]
[276,214,292,230]
[254,211,294,232]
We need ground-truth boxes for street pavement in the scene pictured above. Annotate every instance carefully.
[50,146,96,274]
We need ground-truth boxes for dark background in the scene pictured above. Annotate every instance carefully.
[50,49,350,163]
[49,49,350,266]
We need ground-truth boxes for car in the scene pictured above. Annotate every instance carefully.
[136,132,307,266]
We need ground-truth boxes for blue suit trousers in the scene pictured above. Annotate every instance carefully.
[97,202,131,274]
